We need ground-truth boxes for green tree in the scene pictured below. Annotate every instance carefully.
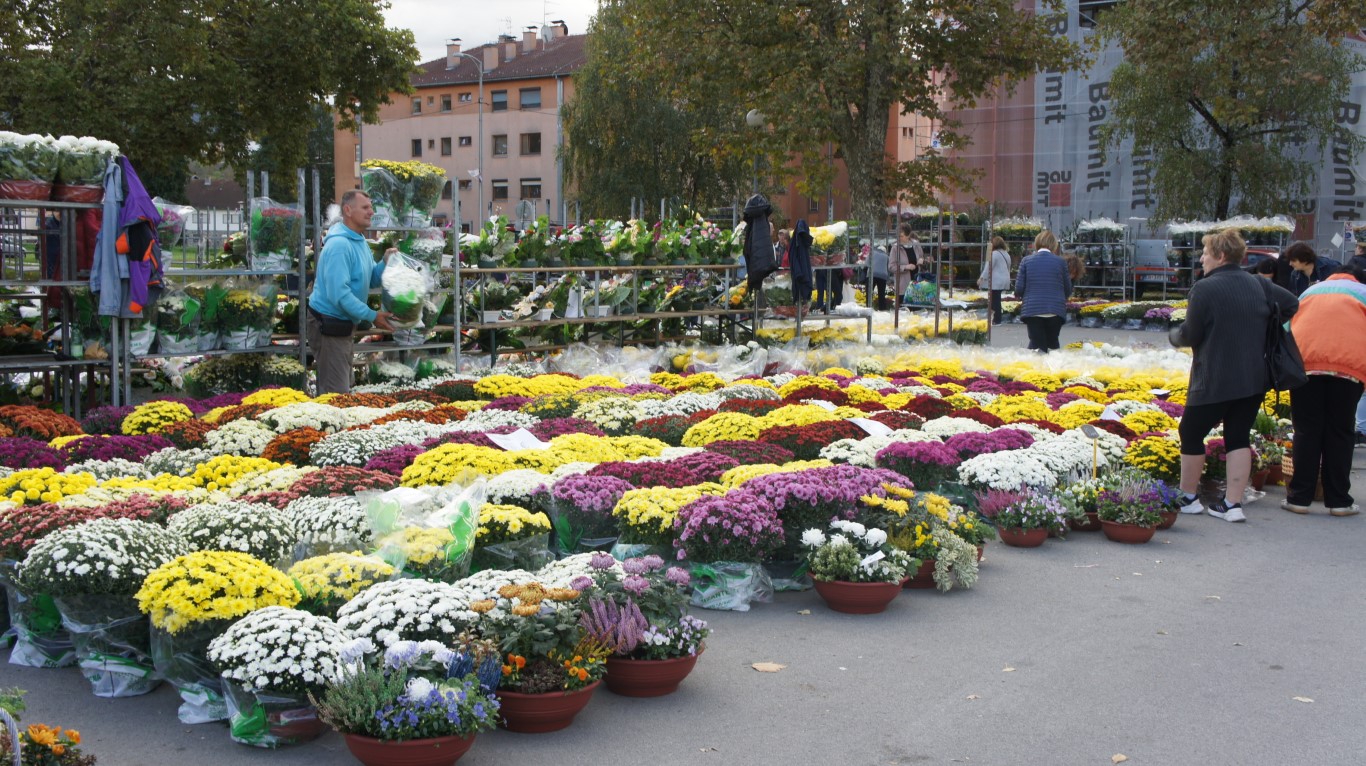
[1097,0,1363,221]
[563,2,753,219]
[0,0,415,188]
[598,0,1078,228]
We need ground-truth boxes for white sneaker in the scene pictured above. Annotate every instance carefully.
[1178,496,1205,514]
[1329,505,1360,517]
[1207,501,1246,523]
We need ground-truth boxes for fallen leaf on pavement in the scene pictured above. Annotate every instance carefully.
[1157,630,1168,635]
[752,662,786,673]
[966,695,980,700]
[1205,595,1221,600]
[1002,667,1015,672]
[796,610,811,615]
[1112,755,1128,764]
[1292,696,1313,703]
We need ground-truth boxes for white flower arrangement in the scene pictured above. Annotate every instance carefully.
[351,382,403,395]
[454,408,537,432]
[286,496,373,555]
[802,520,911,583]
[145,447,216,477]
[225,465,315,499]
[920,416,993,439]
[370,361,417,384]
[547,461,596,482]
[896,385,943,398]
[207,606,350,696]
[635,392,725,419]
[960,391,998,406]
[447,567,536,617]
[1075,217,1127,234]
[656,446,704,460]
[310,424,437,467]
[1026,437,1096,484]
[484,469,552,507]
[713,383,780,402]
[996,423,1055,442]
[167,501,298,563]
[1062,375,1106,391]
[573,396,644,435]
[1106,399,1162,416]
[957,449,1058,491]
[64,458,150,482]
[18,518,189,597]
[335,578,478,647]
[257,402,353,434]
[532,552,618,587]
[765,372,797,389]
[204,418,275,457]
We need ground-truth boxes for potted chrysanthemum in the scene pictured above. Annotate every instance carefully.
[801,520,914,614]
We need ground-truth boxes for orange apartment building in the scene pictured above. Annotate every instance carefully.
[334,23,586,231]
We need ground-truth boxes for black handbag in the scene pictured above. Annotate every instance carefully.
[1258,279,1307,392]
[308,307,354,337]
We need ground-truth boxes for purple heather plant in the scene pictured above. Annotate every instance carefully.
[580,596,649,655]
[1,438,67,470]
[671,489,784,564]
[944,429,1035,460]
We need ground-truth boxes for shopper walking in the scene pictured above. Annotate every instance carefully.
[979,236,1012,324]
[1014,230,1070,351]
[1281,267,1366,516]
[1169,229,1298,522]
[1286,241,1338,296]
[890,224,919,304]
[308,190,394,394]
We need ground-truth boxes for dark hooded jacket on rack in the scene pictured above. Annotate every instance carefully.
[790,219,814,305]
[742,194,776,289]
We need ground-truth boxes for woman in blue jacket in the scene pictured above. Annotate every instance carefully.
[1014,230,1071,352]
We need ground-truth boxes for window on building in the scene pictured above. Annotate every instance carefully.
[491,180,509,200]
[458,136,472,147]
[441,181,452,200]
[441,94,452,112]
[808,197,820,213]
[491,90,507,111]
[459,92,472,103]
[519,88,541,110]
[427,96,434,105]
[354,146,360,162]
[519,132,541,155]
[411,139,422,157]
[492,134,508,156]
[411,98,421,115]
[427,138,435,149]
[458,179,472,190]
[520,178,542,199]
[441,137,452,156]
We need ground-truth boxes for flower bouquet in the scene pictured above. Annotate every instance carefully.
[137,550,300,723]
[208,607,349,748]
[336,578,480,648]
[0,131,59,199]
[866,486,981,591]
[359,161,405,227]
[548,474,630,555]
[471,503,554,573]
[398,162,448,228]
[468,280,522,323]
[217,282,275,350]
[286,496,373,558]
[153,197,195,251]
[1094,471,1174,529]
[249,197,302,272]
[312,636,501,762]
[0,559,75,669]
[475,581,607,707]
[52,134,119,201]
[801,520,912,614]
[669,489,782,612]
[19,518,188,696]
[153,289,202,355]
[464,215,517,268]
[380,251,434,343]
[367,485,479,582]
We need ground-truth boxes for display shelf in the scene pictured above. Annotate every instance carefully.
[133,345,297,362]
[0,353,114,370]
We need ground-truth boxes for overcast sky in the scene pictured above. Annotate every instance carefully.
[385,0,601,63]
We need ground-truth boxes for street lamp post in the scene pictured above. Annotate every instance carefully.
[448,46,485,229]
[745,109,765,195]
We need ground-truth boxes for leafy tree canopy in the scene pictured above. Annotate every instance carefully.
[0,0,416,195]
[1097,0,1363,221]
[596,0,1079,227]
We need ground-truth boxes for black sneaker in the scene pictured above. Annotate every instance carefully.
[1356,432,1366,448]
[1207,500,1246,523]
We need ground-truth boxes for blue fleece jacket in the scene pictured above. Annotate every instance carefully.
[309,223,385,323]
[1014,249,1071,317]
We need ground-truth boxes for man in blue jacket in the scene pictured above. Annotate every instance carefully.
[308,190,394,394]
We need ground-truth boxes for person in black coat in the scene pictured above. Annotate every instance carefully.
[790,220,814,312]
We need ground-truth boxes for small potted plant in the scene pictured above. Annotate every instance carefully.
[468,281,522,324]
[802,520,913,614]
[313,635,502,766]
[974,488,1067,548]
[576,552,710,697]
[1094,474,1168,544]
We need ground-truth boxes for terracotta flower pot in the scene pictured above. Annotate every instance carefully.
[1250,469,1270,492]
[1266,465,1284,486]
[1155,510,1178,530]
[1100,520,1157,544]
[343,733,476,766]
[997,526,1048,548]
[976,544,985,562]
[496,680,600,733]
[902,558,937,589]
[1068,512,1102,532]
[812,579,901,614]
[604,650,703,698]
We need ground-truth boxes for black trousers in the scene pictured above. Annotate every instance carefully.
[1022,315,1064,352]
[870,278,888,310]
[989,289,1003,323]
[1288,375,1362,507]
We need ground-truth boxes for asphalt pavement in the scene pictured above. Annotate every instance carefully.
[6,323,1365,766]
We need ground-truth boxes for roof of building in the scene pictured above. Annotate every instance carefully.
[412,34,588,88]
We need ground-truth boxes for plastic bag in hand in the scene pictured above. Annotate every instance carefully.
[381,251,433,329]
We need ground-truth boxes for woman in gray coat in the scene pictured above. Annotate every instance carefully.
[1170,229,1298,522]
[979,236,1012,324]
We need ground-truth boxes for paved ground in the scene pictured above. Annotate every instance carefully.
[12,325,1365,765]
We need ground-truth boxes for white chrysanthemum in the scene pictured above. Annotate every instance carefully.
[800,529,827,548]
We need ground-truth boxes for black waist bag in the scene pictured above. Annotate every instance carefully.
[309,307,354,337]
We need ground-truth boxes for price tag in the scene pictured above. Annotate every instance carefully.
[849,418,893,437]
[486,428,551,451]
[805,399,838,411]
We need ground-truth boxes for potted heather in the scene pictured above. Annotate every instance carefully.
[672,489,783,612]
[1095,473,1170,544]
[313,635,502,766]
[576,552,710,697]
[974,488,1068,548]
[801,520,914,614]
